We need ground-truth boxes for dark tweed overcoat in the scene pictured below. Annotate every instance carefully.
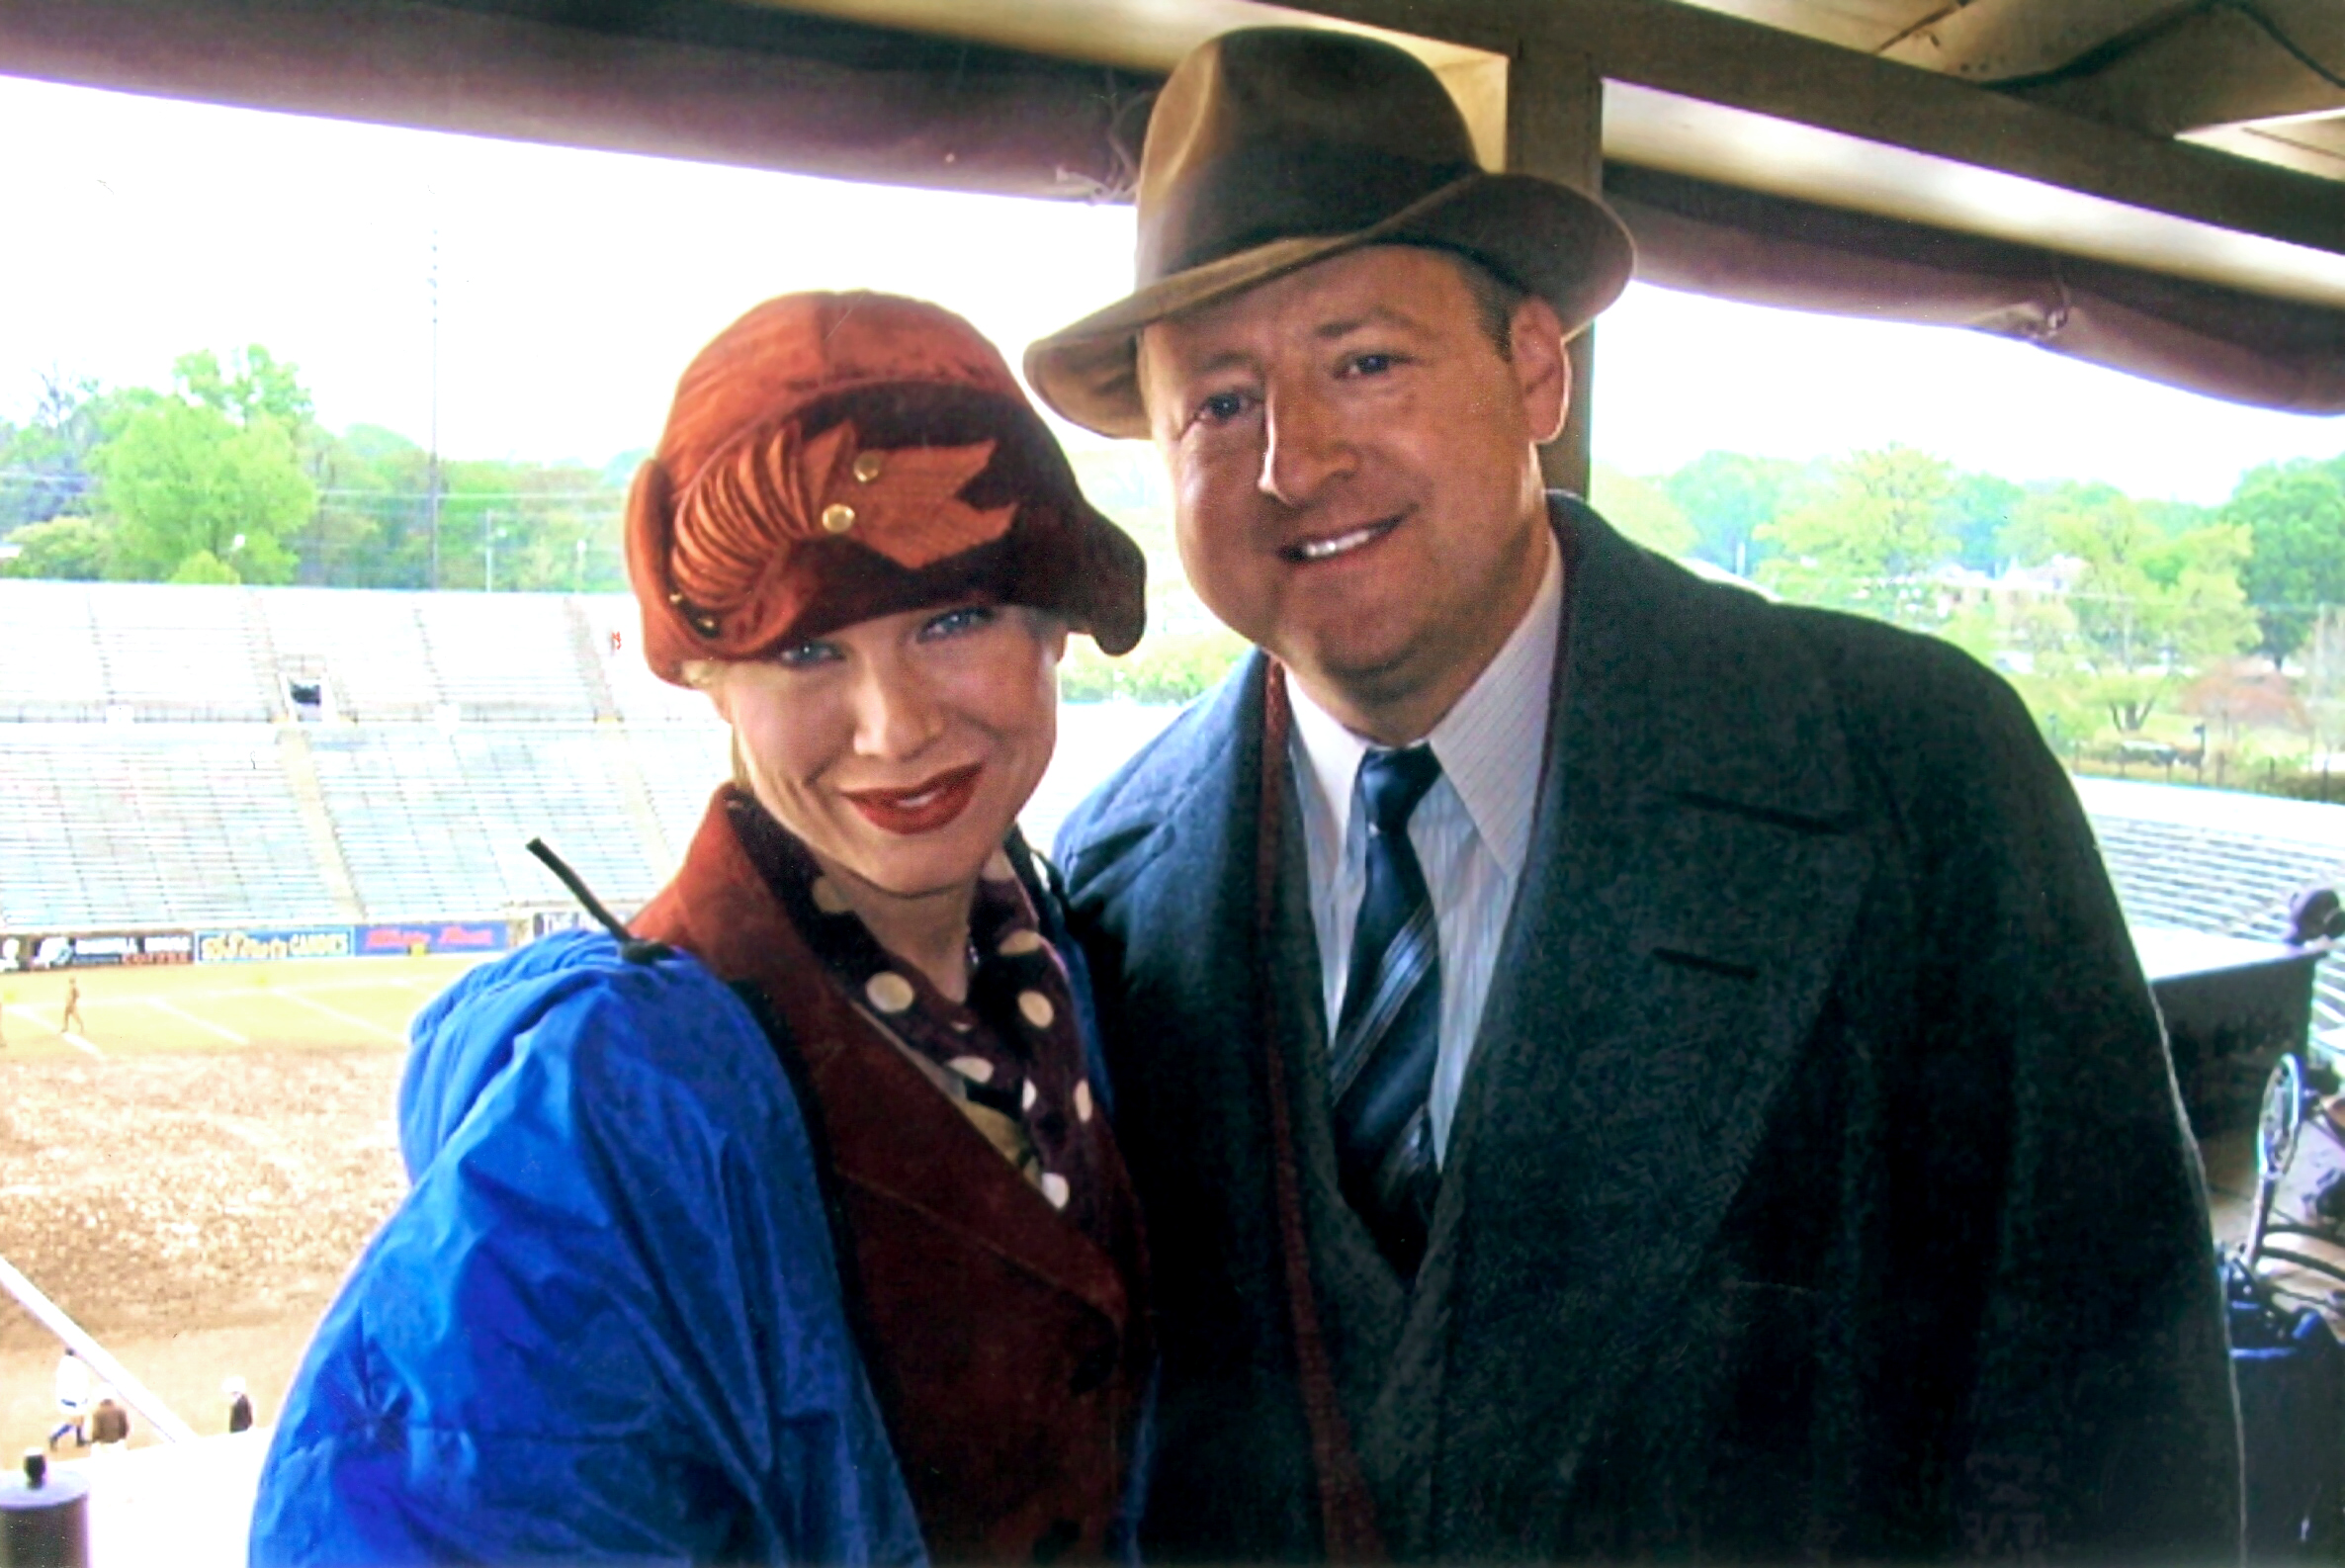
[1056,501,2242,1563]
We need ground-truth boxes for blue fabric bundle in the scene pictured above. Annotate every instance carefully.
[250,931,924,1565]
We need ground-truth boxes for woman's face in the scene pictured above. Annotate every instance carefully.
[703,600,1068,903]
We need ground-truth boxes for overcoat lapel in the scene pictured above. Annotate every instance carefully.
[1429,508,1877,1553]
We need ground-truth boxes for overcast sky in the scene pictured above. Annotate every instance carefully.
[4,72,2340,503]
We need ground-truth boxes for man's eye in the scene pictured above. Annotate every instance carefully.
[1346,352,1397,377]
[919,605,996,641]
[1194,391,1250,426]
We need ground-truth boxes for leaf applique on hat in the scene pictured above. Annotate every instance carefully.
[842,439,1017,569]
[670,420,860,613]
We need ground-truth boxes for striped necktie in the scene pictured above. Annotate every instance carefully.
[1330,742,1443,1278]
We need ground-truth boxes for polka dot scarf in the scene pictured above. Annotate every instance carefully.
[730,793,1111,1244]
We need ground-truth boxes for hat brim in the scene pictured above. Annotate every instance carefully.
[1024,171,1636,440]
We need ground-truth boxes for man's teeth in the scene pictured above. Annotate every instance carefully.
[1295,523,1383,561]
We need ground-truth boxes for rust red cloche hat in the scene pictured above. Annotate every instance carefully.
[627,291,1146,685]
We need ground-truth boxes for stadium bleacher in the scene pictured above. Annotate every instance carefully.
[1,579,2337,1066]
[0,723,339,928]
[0,580,115,722]
[626,722,732,862]
[91,582,275,721]
[305,724,673,916]
[2077,776,2345,1059]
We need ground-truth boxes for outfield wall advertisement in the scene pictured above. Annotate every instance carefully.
[356,921,510,958]
[198,926,357,964]
[5,919,518,969]
[0,931,196,971]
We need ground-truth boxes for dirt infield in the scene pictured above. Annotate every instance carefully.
[0,956,488,1458]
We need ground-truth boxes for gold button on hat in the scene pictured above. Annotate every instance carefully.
[821,502,856,534]
[852,451,885,482]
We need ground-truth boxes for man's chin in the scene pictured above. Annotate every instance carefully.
[1282,638,1426,710]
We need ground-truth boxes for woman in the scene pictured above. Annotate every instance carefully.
[252,293,1151,1565]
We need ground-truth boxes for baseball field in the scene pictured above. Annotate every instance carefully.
[0,953,491,1465]
[0,953,485,1058]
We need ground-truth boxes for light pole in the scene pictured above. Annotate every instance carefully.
[426,214,442,591]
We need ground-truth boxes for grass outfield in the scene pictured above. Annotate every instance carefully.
[0,953,493,1059]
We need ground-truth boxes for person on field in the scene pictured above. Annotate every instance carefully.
[252,292,1151,1565]
[1028,27,2241,1563]
[46,1349,89,1451]
[59,975,84,1036]
[88,1387,130,1452]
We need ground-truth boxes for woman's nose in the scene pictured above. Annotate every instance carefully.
[1259,385,1355,507]
[850,655,945,758]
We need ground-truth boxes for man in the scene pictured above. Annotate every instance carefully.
[48,1348,89,1451]
[1029,28,2240,1564]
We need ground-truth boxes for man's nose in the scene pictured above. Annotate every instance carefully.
[1258,385,1354,507]
[850,655,945,757]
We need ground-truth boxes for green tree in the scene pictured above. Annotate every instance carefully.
[167,549,242,585]
[1755,445,1956,623]
[1944,472,2024,570]
[300,423,428,588]
[0,368,145,530]
[1589,465,1695,556]
[438,459,625,593]
[2226,458,2345,667]
[2002,482,2255,735]
[0,514,112,579]
[174,346,314,430]
[1660,450,1802,574]
[2008,484,2254,671]
[89,399,310,583]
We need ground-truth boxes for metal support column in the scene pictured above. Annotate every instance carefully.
[1504,37,1605,498]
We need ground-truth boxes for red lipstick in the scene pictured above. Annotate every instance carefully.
[841,762,985,835]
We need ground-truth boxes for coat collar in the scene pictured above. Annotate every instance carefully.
[635,792,1132,1327]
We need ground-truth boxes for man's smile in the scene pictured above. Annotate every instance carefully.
[1277,512,1404,564]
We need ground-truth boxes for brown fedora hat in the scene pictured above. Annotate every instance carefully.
[1024,27,1635,439]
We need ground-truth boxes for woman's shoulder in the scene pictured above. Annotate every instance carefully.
[398,928,792,1175]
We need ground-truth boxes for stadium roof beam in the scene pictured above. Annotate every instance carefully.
[4,0,2344,413]
[8,0,2345,272]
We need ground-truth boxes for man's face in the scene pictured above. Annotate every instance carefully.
[1139,245,1567,739]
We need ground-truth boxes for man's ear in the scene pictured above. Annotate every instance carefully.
[1510,294,1571,446]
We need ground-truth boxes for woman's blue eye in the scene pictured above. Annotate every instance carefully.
[920,605,995,640]
[771,640,839,668]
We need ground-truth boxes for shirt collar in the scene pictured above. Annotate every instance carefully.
[1285,531,1562,883]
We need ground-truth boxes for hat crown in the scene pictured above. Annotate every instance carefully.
[659,293,1023,492]
[1137,30,1482,286]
